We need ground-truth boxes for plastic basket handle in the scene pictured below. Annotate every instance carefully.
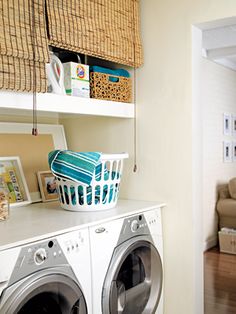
[100,153,129,161]
[108,75,120,83]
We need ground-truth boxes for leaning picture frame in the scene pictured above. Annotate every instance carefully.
[0,156,31,207]
[0,122,67,202]
[37,171,58,202]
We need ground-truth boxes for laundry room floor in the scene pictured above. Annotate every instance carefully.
[204,247,236,314]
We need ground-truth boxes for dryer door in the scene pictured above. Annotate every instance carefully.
[102,236,163,314]
[0,267,87,314]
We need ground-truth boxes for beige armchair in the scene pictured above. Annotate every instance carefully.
[216,179,236,229]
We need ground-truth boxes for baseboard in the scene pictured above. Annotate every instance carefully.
[204,236,218,251]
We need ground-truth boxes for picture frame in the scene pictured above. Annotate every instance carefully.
[0,122,67,202]
[223,141,232,163]
[233,142,236,162]
[37,171,58,202]
[223,113,231,136]
[0,156,31,207]
[232,115,236,136]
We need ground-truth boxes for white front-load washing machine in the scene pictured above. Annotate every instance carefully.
[89,207,163,314]
[0,228,92,314]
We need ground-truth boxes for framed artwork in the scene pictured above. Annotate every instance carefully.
[223,141,232,163]
[223,113,231,136]
[0,122,67,202]
[37,171,58,202]
[0,157,31,207]
[233,142,236,162]
[232,115,236,136]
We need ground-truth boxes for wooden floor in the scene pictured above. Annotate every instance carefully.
[204,247,236,314]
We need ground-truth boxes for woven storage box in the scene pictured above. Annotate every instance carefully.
[56,153,128,211]
[90,72,132,103]
[219,231,236,254]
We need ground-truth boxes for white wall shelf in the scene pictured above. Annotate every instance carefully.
[0,91,134,118]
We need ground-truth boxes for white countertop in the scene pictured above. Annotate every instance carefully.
[0,199,165,251]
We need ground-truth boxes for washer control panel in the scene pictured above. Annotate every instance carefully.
[34,248,47,265]
[130,219,140,232]
[8,238,67,286]
[62,231,84,254]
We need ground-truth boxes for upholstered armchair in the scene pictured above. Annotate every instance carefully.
[217,178,236,229]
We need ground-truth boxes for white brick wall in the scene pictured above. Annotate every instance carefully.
[202,58,236,250]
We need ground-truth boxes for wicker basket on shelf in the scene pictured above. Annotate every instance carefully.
[90,72,132,103]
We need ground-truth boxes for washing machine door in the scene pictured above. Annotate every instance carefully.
[102,236,163,314]
[0,267,87,314]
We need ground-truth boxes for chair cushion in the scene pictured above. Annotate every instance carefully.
[218,185,230,199]
[229,178,236,200]
[217,199,236,216]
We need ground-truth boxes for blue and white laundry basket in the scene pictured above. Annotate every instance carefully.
[49,151,128,211]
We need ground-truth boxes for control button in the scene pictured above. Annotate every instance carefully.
[58,250,62,255]
[53,252,57,257]
[131,220,139,232]
[34,248,47,265]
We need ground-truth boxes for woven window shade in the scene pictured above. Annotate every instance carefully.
[46,0,143,68]
[0,0,49,92]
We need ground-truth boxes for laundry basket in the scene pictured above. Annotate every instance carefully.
[56,153,128,211]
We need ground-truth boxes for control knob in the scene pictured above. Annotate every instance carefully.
[34,248,47,265]
[131,220,139,232]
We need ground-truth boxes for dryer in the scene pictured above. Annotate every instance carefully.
[89,207,163,314]
[0,228,92,314]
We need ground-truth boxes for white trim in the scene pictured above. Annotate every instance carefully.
[0,122,67,151]
[192,25,204,314]
[204,236,218,251]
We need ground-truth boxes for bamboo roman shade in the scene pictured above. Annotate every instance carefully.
[46,0,143,67]
[0,0,49,92]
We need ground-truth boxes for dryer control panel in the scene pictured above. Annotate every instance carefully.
[117,208,162,245]
[118,214,150,245]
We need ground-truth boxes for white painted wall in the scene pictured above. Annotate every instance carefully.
[61,2,236,314]
[200,58,236,250]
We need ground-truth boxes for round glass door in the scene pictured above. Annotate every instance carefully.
[103,239,163,314]
[1,272,87,314]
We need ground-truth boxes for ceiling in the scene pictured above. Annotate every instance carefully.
[200,17,236,71]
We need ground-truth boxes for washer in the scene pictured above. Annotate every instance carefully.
[0,228,92,314]
[89,207,163,314]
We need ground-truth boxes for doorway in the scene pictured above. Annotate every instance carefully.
[192,16,236,314]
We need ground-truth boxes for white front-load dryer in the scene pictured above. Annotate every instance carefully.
[89,207,163,314]
[0,228,92,314]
